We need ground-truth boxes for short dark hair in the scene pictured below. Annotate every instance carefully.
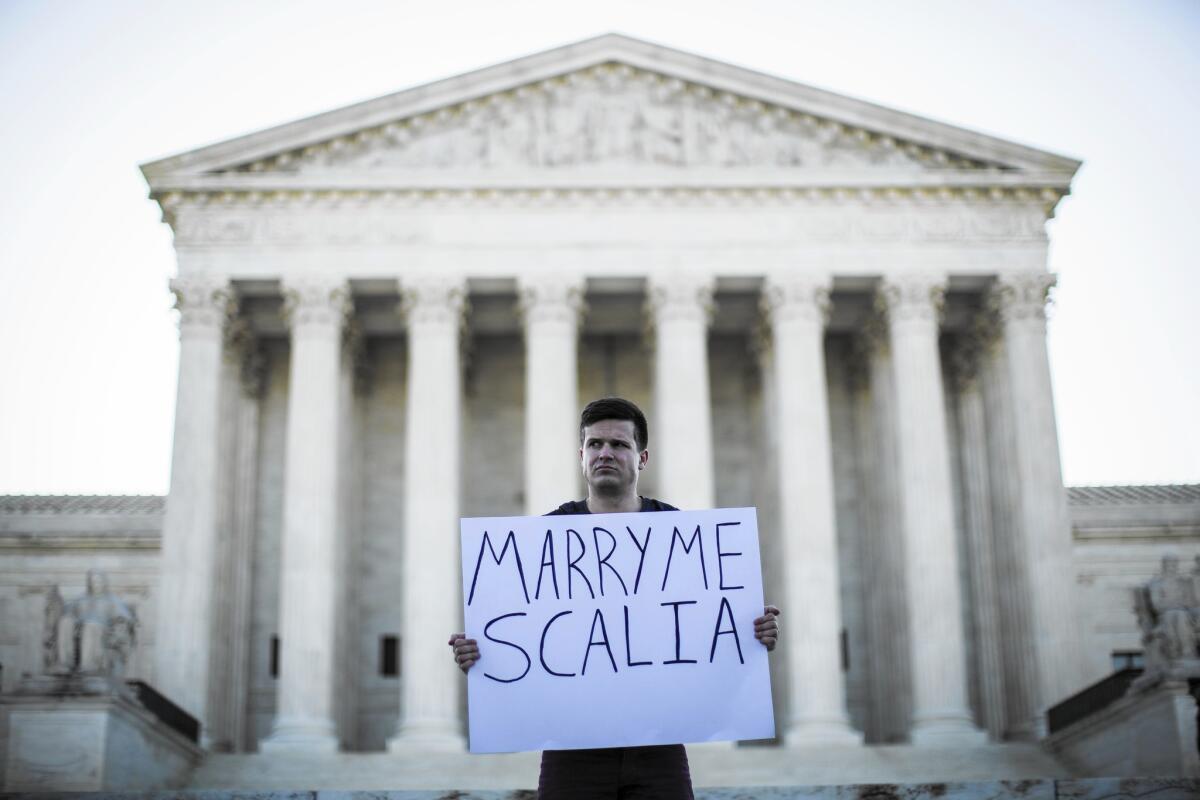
[579,397,649,451]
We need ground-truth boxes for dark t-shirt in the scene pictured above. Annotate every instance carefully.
[545,497,679,516]
[537,496,693,800]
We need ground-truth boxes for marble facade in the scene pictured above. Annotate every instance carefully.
[7,35,1197,772]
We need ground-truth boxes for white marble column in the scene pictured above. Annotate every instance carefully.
[389,277,467,751]
[947,322,1006,740]
[519,275,584,514]
[979,321,1039,740]
[992,272,1081,731]
[208,318,263,753]
[157,275,231,735]
[262,276,349,753]
[762,275,861,745]
[849,315,911,744]
[647,273,714,510]
[880,275,985,744]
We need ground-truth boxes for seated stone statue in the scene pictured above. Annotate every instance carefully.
[43,569,138,679]
[1147,554,1197,660]
[1132,554,1200,692]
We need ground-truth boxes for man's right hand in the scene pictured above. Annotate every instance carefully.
[448,632,479,674]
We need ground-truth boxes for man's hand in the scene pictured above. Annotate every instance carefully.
[448,632,479,674]
[754,605,780,652]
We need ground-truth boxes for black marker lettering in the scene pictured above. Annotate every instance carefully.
[627,526,652,594]
[623,605,652,667]
[661,600,698,664]
[661,525,708,593]
[715,521,745,591]
[709,596,744,665]
[468,530,529,606]
[592,527,629,597]
[581,609,617,675]
[482,612,531,683]
[566,528,595,600]
[535,529,559,601]
[539,610,576,677]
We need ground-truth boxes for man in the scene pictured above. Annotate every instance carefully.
[449,397,780,799]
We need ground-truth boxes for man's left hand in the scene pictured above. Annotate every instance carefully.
[754,605,780,651]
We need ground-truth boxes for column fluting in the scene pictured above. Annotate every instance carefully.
[763,274,861,745]
[519,276,585,514]
[880,275,985,744]
[947,319,1006,740]
[647,273,714,510]
[157,275,231,737]
[991,272,1081,731]
[262,276,349,753]
[389,276,467,751]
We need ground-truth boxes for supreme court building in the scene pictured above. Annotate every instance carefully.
[7,35,1199,778]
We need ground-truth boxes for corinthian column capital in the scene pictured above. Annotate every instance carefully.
[878,274,946,325]
[946,306,1003,392]
[761,273,832,326]
[646,273,714,325]
[170,275,232,336]
[282,276,351,330]
[988,272,1056,324]
[517,275,585,328]
[400,276,467,327]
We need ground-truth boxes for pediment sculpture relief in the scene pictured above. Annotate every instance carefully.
[242,64,988,173]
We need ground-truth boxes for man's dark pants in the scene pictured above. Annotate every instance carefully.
[539,744,694,800]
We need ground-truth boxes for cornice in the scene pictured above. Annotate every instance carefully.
[155,182,1066,216]
[148,169,1075,193]
[0,532,160,551]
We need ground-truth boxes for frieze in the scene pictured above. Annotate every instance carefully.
[165,189,1051,247]
[225,64,997,175]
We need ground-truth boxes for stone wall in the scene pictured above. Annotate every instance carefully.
[1069,487,1200,685]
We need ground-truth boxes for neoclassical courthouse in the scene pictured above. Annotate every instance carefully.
[3,35,1199,775]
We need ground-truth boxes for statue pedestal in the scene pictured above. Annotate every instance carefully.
[1046,680,1200,777]
[1,677,202,791]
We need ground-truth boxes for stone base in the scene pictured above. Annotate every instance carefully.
[1046,680,1200,777]
[783,719,864,747]
[190,742,1070,789]
[1,679,202,791]
[910,720,990,747]
[386,720,466,753]
[0,778,1194,800]
[260,716,340,754]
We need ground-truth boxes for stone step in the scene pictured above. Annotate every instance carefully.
[189,743,1072,791]
[9,778,1200,800]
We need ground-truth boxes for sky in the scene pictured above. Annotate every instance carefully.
[0,0,1197,494]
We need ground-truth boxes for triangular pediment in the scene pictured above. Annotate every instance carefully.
[142,34,1079,187]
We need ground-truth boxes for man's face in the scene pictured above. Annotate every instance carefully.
[580,419,648,495]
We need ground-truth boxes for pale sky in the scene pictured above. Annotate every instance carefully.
[1,0,1197,494]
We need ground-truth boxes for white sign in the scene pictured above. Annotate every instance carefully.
[459,506,775,753]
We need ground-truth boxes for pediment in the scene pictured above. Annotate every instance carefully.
[142,34,1079,188]
[225,63,989,175]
